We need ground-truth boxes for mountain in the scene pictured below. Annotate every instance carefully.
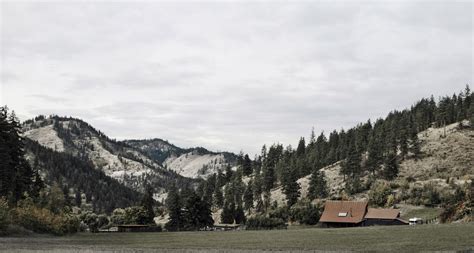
[125,139,238,179]
[22,116,194,197]
[24,138,142,213]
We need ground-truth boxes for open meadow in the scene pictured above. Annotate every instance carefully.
[1,223,474,253]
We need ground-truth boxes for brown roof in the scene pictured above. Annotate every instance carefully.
[365,208,400,220]
[319,200,368,223]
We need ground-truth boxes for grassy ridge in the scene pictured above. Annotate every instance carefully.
[1,223,473,252]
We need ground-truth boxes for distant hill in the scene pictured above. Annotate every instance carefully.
[22,116,195,202]
[124,139,238,179]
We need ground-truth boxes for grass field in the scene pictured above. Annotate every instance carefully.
[1,223,473,252]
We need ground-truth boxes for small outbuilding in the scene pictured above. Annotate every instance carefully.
[364,208,408,226]
[319,200,368,228]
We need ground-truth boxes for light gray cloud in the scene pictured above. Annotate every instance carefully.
[1,1,472,155]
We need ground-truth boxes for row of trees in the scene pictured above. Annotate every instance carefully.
[0,107,39,204]
[165,185,214,231]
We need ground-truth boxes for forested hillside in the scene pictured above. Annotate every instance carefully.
[22,117,195,195]
[172,85,474,228]
[25,139,141,213]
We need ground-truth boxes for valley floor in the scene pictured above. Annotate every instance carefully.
[1,223,474,252]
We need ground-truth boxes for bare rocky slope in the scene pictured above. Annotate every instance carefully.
[125,139,238,179]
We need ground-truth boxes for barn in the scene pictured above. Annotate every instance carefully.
[319,200,368,228]
[364,208,408,226]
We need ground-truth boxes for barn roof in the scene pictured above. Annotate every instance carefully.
[365,208,400,219]
[319,200,368,223]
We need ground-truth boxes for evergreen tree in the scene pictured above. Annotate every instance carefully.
[165,186,183,231]
[234,204,246,224]
[340,138,361,181]
[282,164,300,207]
[308,170,328,200]
[75,190,82,207]
[296,137,306,158]
[242,154,252,176]
[140,184,155,224]
[409,133,422,159]
[220,202,235,224]
[0,107,35,203]
[383,152,399,180]
[366,130,383,176]
[183,191,213,230]
[243,180,254,212]
[213,186,224,208]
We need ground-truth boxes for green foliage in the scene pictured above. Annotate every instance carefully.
[245,216,286,230]
[140,185,155,224]
[0,198,10,231]
[0,107,37,204]
[12,199,79,235]
[183,191,214,230]
[368,181,392,207]
[165,186,182,231]
[243,180,254,212]
[220,202,235,224]
[288,202,321,225]
[383,152,399,180]
[110,208,126,225]
[307,170,328,200]
[407,184,441,206]
[124,206,151,225]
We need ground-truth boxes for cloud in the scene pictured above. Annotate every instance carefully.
[1,1,472,155]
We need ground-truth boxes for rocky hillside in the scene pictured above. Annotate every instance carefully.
[125,139,238,179]
[23,116,194,195]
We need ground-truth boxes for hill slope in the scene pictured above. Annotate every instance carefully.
[125,139,238,179]
[23,116,194,195]
[269,121,474,206]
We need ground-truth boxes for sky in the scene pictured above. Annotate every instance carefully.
[1,1,473,156]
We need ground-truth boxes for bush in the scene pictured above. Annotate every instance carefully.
[12,202,79,235]
[125,206,149,224]
[0,198,10,232]
[288,202,321,225]
[245,216,286,230]
[369,181,392,207]
[110,208,126,225]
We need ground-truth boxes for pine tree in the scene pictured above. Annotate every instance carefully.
[242,154,252,176]
[383,152,399,180]
[140,184,155,224]
[308,170,328,200]
[283,164,300,207]
[409,133,422,159]
[366,130,383,176]
[75,190,82,207]
[213,186,224,208]
[341,138,361,181]
[243,180,254,212]
[296,137,306,157]
[165,186,183,231]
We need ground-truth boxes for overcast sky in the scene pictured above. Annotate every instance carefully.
[1,1,472,156]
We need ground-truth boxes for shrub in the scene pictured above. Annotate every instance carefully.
[110,208,126,225]
[12,202,79,235]
[0,198,10,232]
[245,216,286,230]
[369,181,392,207]
[288,202,321,225]
[124,206,150,225]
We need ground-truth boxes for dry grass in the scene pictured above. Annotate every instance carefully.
[1,223,473,252]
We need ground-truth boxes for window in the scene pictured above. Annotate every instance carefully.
[338,212,348,217]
